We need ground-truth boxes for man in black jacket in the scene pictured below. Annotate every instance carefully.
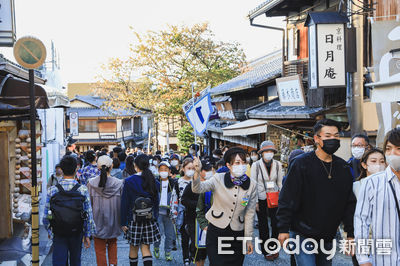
[277,119,356,266]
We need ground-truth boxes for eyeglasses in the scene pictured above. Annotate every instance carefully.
[351,145,367,148]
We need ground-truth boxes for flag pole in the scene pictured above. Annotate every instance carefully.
[191,83,197,155]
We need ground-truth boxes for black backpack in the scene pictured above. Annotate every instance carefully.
[133,196,153,224]
[49,184,87,236]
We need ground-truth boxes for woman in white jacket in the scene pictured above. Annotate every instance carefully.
[250,140,284,261]
[192,147,257,266]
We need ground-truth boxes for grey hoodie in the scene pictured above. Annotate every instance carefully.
[88,175,124,239]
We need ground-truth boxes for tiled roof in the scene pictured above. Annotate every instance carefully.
[69,95,146,117]
[246,98,326,119]
[210,50,282,96]
[248,0,279,20]
[67,107,139,118]
[207,119,238,133]
[211,96,231,103]
[72,95,105,108]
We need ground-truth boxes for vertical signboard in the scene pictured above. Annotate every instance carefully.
[305,12,348,89]
[317,24,346,87]
[0,0,16,46]
[308,24,317,88]
[69,112,79,136]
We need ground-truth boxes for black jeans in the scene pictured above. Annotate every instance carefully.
[256,199,279,255]
[180,222,195,261]
[206,223,244,266]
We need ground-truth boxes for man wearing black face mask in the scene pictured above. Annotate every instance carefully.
[276,119,356,266]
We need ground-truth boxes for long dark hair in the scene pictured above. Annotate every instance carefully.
[180,158,194,177]
[85,150,96,163]
[135,154,157,199]
[357,148,385,181]
[124,155,136,176]
[98,165,110,189]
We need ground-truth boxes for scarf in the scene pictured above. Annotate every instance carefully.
[231,174,249,186]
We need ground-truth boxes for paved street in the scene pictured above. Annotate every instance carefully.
[42,229,353,265]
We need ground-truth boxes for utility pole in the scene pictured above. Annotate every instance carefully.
[350,1,364,135]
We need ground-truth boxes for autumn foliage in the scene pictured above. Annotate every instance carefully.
[96,23,246,118]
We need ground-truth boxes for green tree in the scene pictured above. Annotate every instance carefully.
[177,124,195,154]
[96,23,246,118]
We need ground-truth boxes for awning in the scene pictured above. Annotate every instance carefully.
[211,132,258,149]
[246,98,329,119]
[222,119,268,136]
[0,75,49,117]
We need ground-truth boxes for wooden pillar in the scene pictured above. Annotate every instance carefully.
[0,132,12,238]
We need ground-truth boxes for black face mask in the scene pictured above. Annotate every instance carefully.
[321,139,340,155]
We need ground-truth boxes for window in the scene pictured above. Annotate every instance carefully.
[122,119,132,131]
[134,117,142,135]
[79,120,98,132]
[98,120,116,133]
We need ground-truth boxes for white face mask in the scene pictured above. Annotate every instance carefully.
[387,155,400,172]
[153,160,158,166]
[213,155,220,159]
[263,152,274,161]
[367,164,386,175]
[185,170,195,178]
[205,171,213,180]
[189,149,195,155]
[352,147,365,159]
[251,155,258,161]
[232,164,247,178]
[159,171,169,179]
[170,160,179,167]
[246,157,250,163]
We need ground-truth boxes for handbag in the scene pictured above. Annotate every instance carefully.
[258,161,280,208]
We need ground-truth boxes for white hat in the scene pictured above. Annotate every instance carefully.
[158,161,171,169]
[97,155,113,169]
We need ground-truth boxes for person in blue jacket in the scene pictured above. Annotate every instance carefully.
[121,154,161,266]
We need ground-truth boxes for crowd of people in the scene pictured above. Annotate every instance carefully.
[42,119,400,266]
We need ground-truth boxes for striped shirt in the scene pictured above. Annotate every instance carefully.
[354,166,400,265]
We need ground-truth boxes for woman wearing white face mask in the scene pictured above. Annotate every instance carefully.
[192,147,257,265]
[153,161,175,261]
[249,150,259,166]
[169,154,181,179]
[250,140,284,261]
[170,158,196,265]
[351,148,386,266]
[352,148,386,199]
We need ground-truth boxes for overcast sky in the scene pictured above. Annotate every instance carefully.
[2,0,285,85]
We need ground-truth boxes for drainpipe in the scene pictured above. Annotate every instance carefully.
[350,1,364,135]
[250,18,286,75]
[346,0,353,125]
